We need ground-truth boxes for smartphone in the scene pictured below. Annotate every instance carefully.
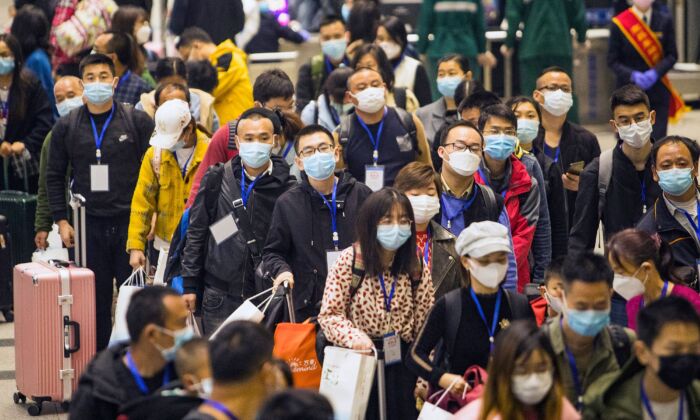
[567,161,585,176]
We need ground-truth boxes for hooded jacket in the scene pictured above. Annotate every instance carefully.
[208,40,254,124]
[181,156,295,298]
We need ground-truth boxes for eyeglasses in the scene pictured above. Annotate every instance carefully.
[298,143,335,158]
[444,142,482,154]
[483,129,517,137]
[539,85,572,93]
[615,116,650,127]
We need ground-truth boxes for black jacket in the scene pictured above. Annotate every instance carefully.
[168,0,244,45]
[182,156,295,298]
[118,381,203,420]
[46,103,154,220]
[430,221,462,299]
[532,147,569,259]
[263,171,371,318]
[569,145,661,255]
[533,122,601,227]
[245,12,305,54]
[637,197,700,288]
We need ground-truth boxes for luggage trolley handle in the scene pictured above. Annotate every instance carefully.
[63,316,81,358]
[283,281,296,324]
[69,193,86,267]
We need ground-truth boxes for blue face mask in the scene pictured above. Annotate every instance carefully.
[657,168,694,196]
[566,308,610,337]
[436,76,462,98]
[484,134,517,161]
[376,224,411,251]
[303,151,336,180]
[56,97,84,117]
[0,57,14,76]
[517,119,540,144]
[321,39,347,62]
[239,141,273,168]
[341,3,350,22]
[83,82,114,105]
[155,325,194,362]
[259,1,270,13]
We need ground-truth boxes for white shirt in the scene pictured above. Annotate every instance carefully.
[633,5,653,25]
[243,160,273,181]
[642,397,688,420]
[174,146,195,175]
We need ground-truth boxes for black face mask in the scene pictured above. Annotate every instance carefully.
[657,354,700,390]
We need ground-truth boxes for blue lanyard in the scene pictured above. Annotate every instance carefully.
[469,287,502,353]
[378,273,397,313]
[641,179,647,212]
[176,146,196,179]
[240,166,263,207]
[205,400,239,420]
[641,381,684,420]
[391,55,404,70]
[125,351,170,395]
[422,229,431,267]
[560,317,583,411]
[678,201,700,239]
[324,56,335,75]
[544,144,560,163]
[477,168,507,198]
[89,106,116,163]
[317,180,339,250]
[0,98,9,119]
[440,188,479,224]
[282,141,294,159]
[117,70,132,89]
[639,280,669,309]
[357,108,387,165]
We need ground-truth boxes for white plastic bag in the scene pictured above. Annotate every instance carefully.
[187,310,202,337]
[152,247,169,286]
[32,248,69,263]
[319,346,377,420]
[109,268,146,346]
[209,288,274,340]
[418,379,459,420]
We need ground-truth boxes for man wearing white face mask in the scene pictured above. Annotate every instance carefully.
[532,67,600,228]
[334,67,433,191]
[263,125,372,321]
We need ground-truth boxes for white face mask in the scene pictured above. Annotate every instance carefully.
[194,377,213,399]
[446,149,480,177]
[467,259,507,289]
[136,24,152,45]
[511,371,553,405]
[542,89,573,117]
[408,195,440,225]
[352,87,386,113]
[613,267,646,300]
[379,41,402,60]
[544,289,564,314]
[617,119,653,149]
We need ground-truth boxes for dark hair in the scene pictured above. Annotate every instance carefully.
[378,16,408,54]
[458,90,501,114]
[437,54,471,74]
[110,5,149,36]
[561,252,614,290]
[209,321,273,383]
[539,66,569,79]
[607,229,680,283]
[14,0,53,22]
[186,60,218,93]
[323,67,353,104]
[279,109,304,146]
[506,96,542,122]
[79,52,116,78]
[351,43,395,90]
[102,30,137,71]
[478,103,518,132]
[440,119,484,146]
[154,57,187,83]
[175,337,209,379]
[319,15,344,30]
[10,5,49,57]
[271,358,294,387]
[454,80,483,111]
[637,296,700,348]
[544,256,565,286]
[481,320,564,420]
[294,124,334,154]
[257,389,334,420]
[610,84,650,113]
[355,188,418,277]
[126,287,181,342]
[347,0,380,43]
[651,135,700,166]
[347,66,384,90]
[237,107,283,135]
[176,26,212,49]
[0,34,28,120]
[155,82,191,106]
[253,69,294,103]
[394,162,443,198]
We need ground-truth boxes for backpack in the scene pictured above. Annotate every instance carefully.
[393,87,408,110]
[477,183,501,222]
[337,107,418,163]
[310,54,325,99]
[597,149,614,220]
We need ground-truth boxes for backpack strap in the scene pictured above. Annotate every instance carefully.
[597,149,614,220]
[311,54,325,99]
[337,114,353,163]
[313,100,320,125]
[478,184,500,221]
[220,161,263,258]
[204,163,225,221]
[227,120,238,150]
[349,244,365,299]
[606,324,632,368]
[151,147,162,182]
[504,289,531,319]
[393,107,418,153]
[394,87,407,110]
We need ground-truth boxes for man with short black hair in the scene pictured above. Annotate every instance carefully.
[253,69,296,112]
[70,287,190,419]
[584,296,700,419]
[264,124,372,320]
[93,31,151,105]
[47,53,154,350]
[457,90,502,126]
[542,252,636,412]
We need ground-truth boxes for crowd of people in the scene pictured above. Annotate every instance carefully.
[0,0,698,419]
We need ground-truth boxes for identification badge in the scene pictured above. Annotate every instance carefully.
[326,250,342,271]
[209,213,238,245]
[365,165,385,192]
[90,164,109,192]
[383,332,401,365]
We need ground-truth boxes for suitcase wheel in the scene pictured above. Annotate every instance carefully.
[12,392,25,404]
[61,401,70,412]
[27,403,41,416]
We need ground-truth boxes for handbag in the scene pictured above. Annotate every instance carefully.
[319,346,377,420]
[54,0,118,57]
[208,287,274,340]
[109,268,146,346]
[427,365,488,413]
[418,379,460,420]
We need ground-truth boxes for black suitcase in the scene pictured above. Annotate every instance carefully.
[0,215,14,318]
[0,159,37,267]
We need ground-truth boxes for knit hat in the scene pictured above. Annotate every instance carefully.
[455,221,512,258]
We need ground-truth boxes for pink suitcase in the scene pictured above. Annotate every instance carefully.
[12,194,95,416]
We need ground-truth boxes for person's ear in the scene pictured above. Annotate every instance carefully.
[651,165,659,183]
[609,119,619,134]
[465,71,473,81]
[111,77,118,89]
[649,110,656,126]
[460,256,470,269]
[254,101,263,108]
[333,145,340,163]
[272,134,279,149]
[181,373,197,391]
[533,89,544,105]
[634,340,653,366]
[345,91,356,106]
[234,134,241,150]
[437,146,447,161]
[295,153,304,170]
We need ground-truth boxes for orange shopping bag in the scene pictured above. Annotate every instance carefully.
[273,319,322,389]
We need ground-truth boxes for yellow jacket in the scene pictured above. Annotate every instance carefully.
[126,130,210,252]
[210,39,254,125]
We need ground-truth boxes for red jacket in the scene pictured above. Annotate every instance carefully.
[185,123,238,208]
[475,156,539,291]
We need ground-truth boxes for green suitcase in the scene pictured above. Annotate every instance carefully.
[1,158,37,267]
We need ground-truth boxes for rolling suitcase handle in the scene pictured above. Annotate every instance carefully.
[283,281,296,324]
[63,316,81,357]
[69,193,86,267]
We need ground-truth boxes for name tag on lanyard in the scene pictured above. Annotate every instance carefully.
[210,213,238,245]
[326,250,342,271]
[90,164,109,192]
[383,331,401,365]
[365,165,385,191]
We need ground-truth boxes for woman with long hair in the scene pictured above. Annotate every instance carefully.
[455,320,580,420]
[319,187,434,420]
[110,5,157,86]
[607,228,700,330]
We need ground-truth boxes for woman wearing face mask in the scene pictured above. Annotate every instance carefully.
[351,43,421,113]
[406,221,534,407]
[375,16,432,106]
[607,228,700,331]
[110,6,157,88]
[127,97,210,270]
[319,187,434,420]
[394,162,461,298]
[454,320,580,420]
[300,67,354,132]
[0,33,52,195]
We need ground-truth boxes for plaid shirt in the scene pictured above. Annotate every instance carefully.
[114,71,151,106]
[49,0,79,68]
